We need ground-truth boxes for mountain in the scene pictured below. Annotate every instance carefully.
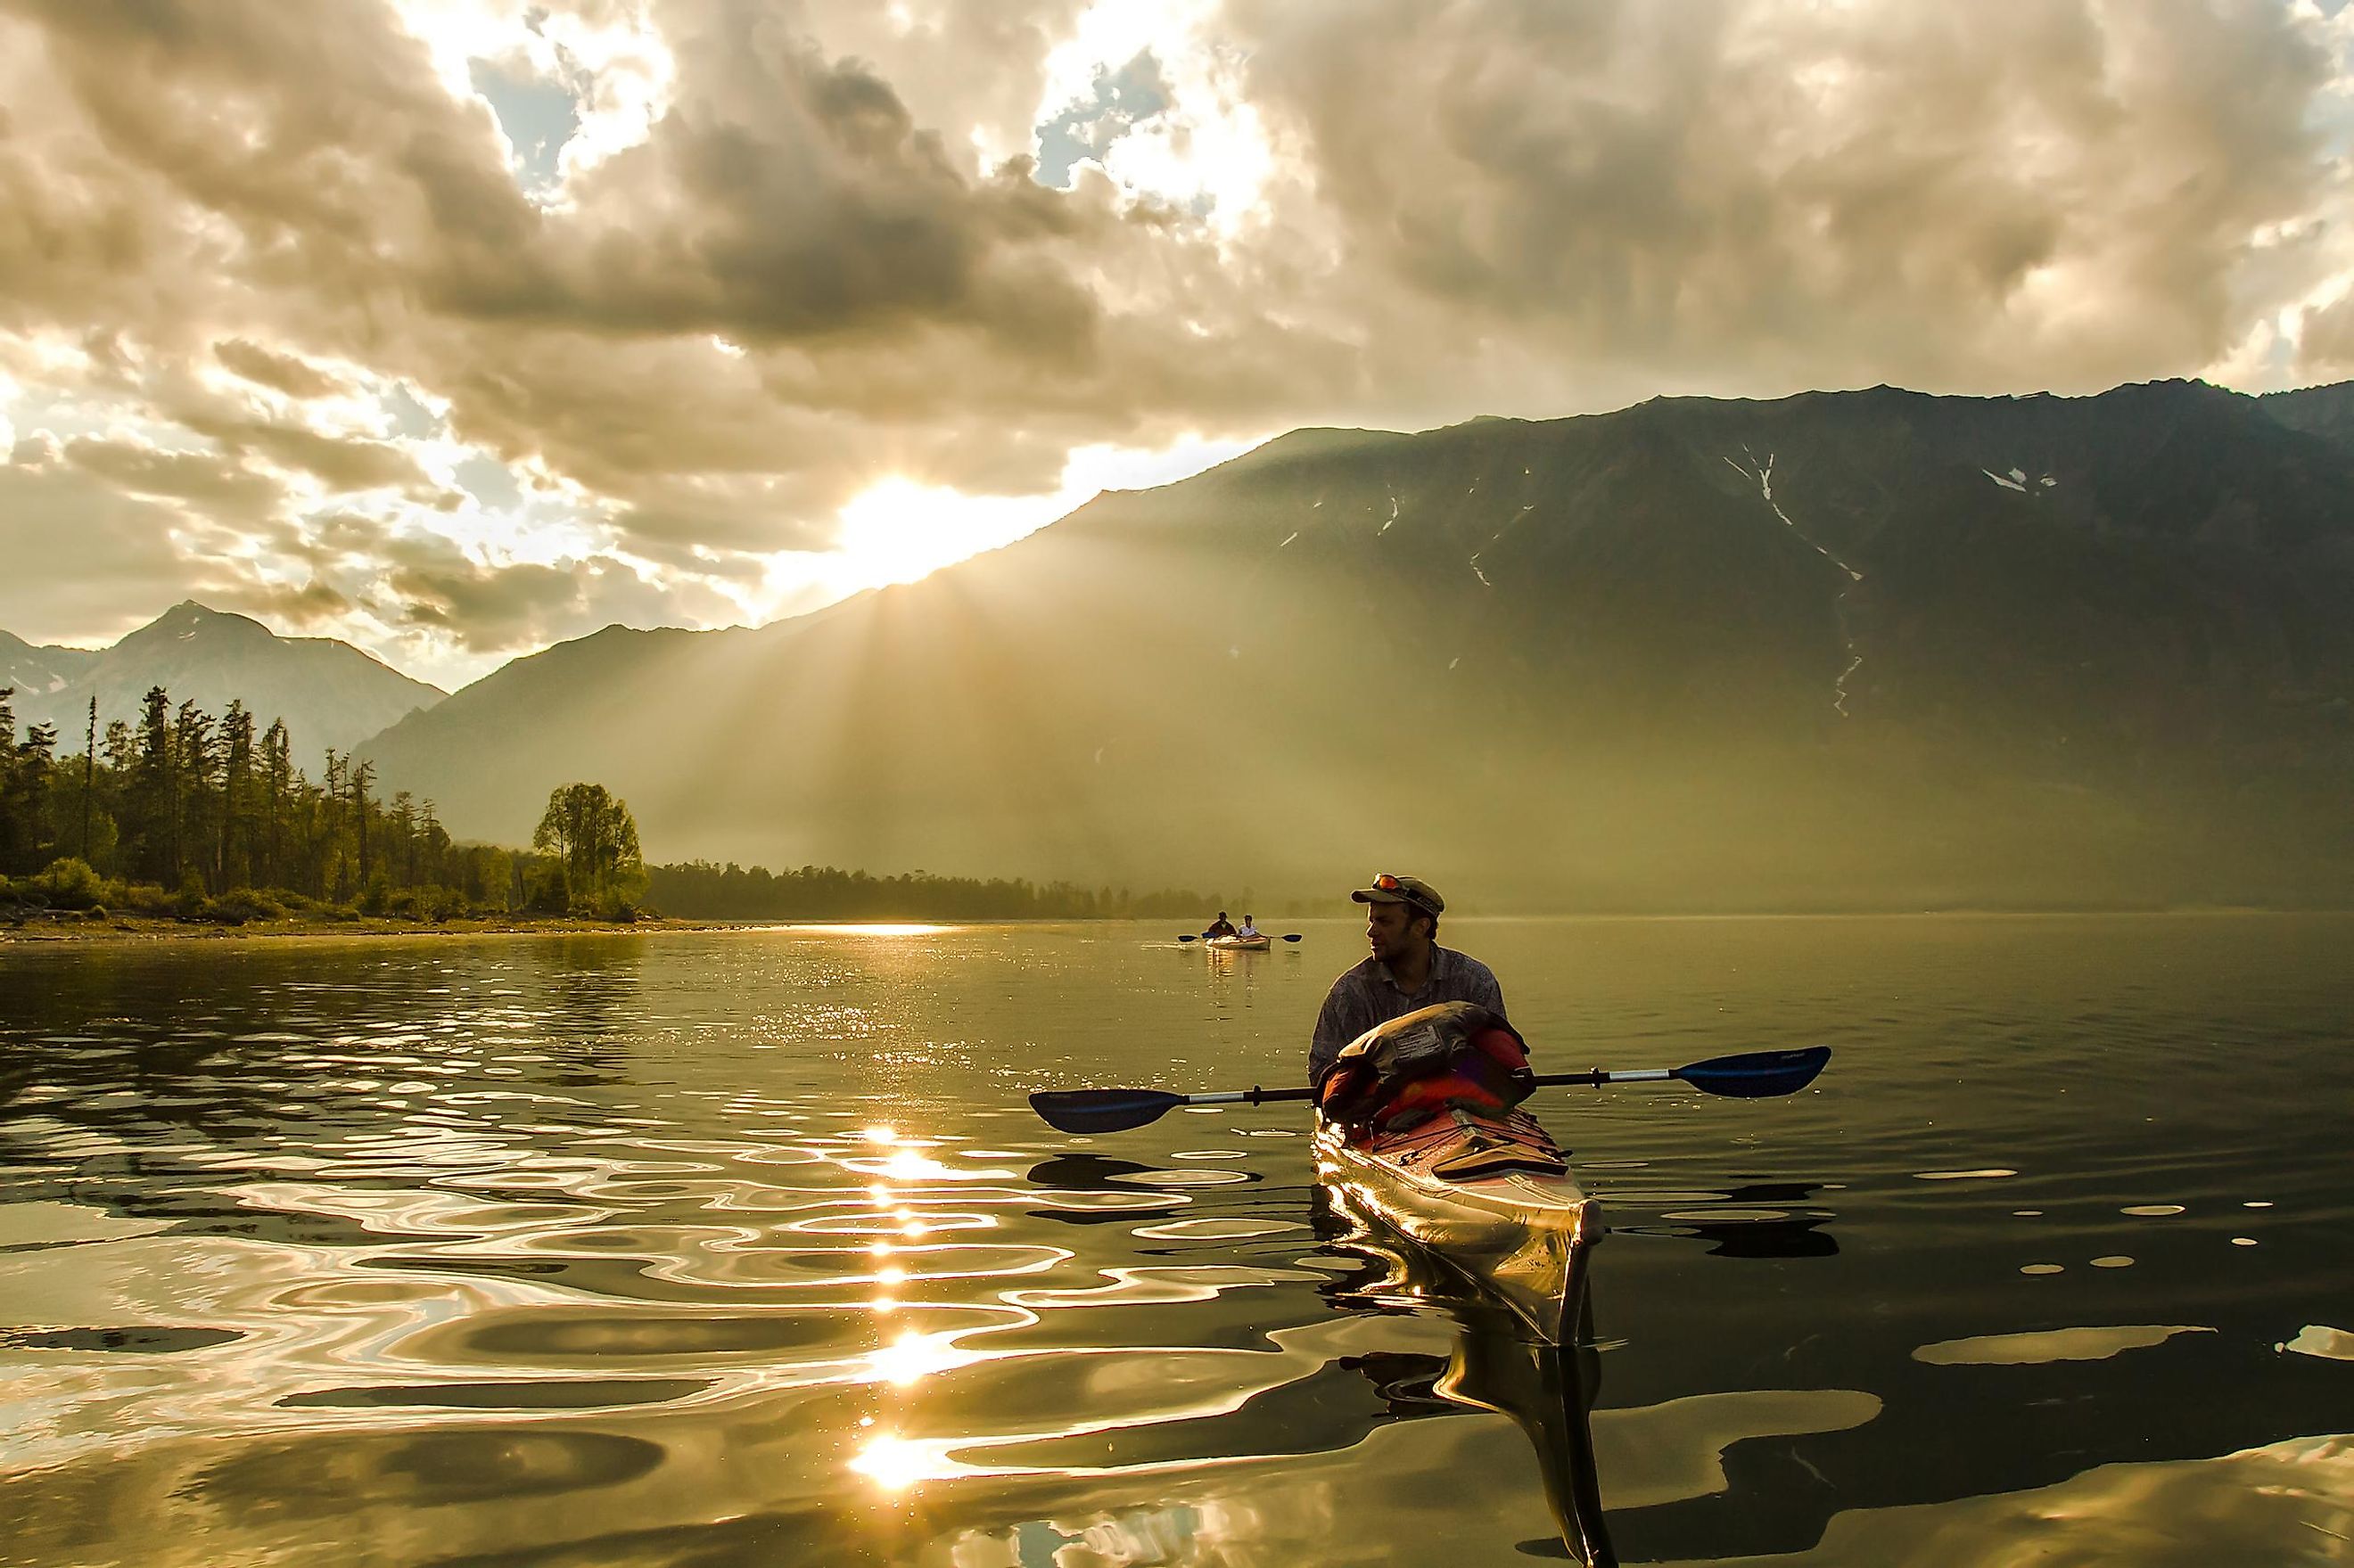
[361,380,2354,911]
[0,630,100,705]
[2258,379,2354,458]
[3,603,446,761]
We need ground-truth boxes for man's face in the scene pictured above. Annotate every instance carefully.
[1365,899,1428,965]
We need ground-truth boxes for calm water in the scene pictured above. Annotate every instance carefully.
[1,915,2350,1566]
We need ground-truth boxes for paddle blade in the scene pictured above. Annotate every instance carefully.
[1281,933,1304,942]
[1030,1087,1188,1134]
[1674,1046,1831,1098]
[1177,933,1198,942]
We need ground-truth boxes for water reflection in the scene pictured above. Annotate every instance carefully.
[2,918,2351,1567]
[1323,1249,1621,1564]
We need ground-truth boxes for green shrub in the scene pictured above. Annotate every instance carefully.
[36,858,104,910]
[209,888,286,925]
[583,890,647,923]
[358,870,393,916]
[119,882,177,915]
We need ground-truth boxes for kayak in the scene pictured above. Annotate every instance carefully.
[1204,933,1272,951]
[1313,1104,1601,1342]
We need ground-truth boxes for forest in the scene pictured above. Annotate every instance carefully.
[0,685,633,923]
[4,685,1239,929]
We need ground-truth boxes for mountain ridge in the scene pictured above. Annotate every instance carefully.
[351,376,2354,909]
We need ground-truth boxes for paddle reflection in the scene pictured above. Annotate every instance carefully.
[1619,1180,1841,1260]
[1022,1153,1187,1227]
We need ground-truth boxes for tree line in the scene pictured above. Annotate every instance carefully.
[646,859,1235,921]
[0,685,644,922]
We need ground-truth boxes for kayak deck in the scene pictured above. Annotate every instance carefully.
[1314,1106,1601,1342]
[1204,934,1272,951]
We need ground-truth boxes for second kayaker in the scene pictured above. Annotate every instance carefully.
[1308,873,1510,1085]
[1202,910,1238,938]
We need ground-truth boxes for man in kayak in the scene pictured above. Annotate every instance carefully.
[1202,910,1238,939]
[1309,874,1508,1085]
[1236,913,1263,940]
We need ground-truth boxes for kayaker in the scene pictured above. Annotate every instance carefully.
[1236,914,1263,939]
[1308,874,1508,1085]
[1203,910,1238,938]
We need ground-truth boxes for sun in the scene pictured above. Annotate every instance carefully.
[830,478,1057,591]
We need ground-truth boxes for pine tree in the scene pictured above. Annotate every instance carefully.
[218,702,255,891]
[172,701,215,892]
[80,697,96,863]
[261,719,291,890]
[130,686,175,884]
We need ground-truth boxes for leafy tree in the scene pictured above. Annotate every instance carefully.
[532,783,644,907]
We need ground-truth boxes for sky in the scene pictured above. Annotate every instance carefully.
[8,0,2354,689]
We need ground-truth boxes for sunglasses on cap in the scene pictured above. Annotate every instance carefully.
[1370,873,1438,911]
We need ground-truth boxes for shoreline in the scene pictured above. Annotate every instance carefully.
[0,913,738,948]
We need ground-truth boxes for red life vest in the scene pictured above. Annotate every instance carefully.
[1317,1004,1534,1134]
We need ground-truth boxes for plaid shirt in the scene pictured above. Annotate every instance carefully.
[1308,945,1507,1082]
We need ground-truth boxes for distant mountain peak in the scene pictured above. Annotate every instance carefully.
[0,602,444,762]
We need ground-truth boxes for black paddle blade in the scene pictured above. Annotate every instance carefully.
[1176,933,1198,942]
[1675,1045,1831,1098]
[1030,1087,1188,1134]
[1281,933,1304,942]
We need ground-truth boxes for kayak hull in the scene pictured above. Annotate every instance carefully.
[1204,934,1272,951]
[1314,1108,1601,1342]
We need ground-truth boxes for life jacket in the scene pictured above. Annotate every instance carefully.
[1315,1000,1534,1135]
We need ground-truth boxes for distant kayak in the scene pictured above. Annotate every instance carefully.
[1204,933,1272,951]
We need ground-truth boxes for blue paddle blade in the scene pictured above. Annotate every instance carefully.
[1031,1087,1189,1134]
[1675,1045,1831,1098]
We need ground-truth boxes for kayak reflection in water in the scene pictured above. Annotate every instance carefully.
[1318,1190,1618,1566]
[1201,909,1238,939]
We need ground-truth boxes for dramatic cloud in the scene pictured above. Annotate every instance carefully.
[3,0,2352,686]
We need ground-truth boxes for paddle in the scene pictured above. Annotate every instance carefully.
[1177,932,1305,943]
[1030,1045,1831,1135]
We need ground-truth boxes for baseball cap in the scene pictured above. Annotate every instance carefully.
[1352,873,1444,915]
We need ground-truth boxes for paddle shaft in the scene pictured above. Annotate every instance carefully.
[1159,1065,1667,1110]
[1028,1047,1826,1133]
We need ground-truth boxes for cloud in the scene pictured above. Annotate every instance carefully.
[0,449,234,641]
[61,434,287,520]
[3,0,2352,677]
[367,528,716,653]
[213,340,344,399]
[214,576,357,629]
[1216,0,2338,406]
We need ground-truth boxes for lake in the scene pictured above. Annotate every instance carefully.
[1,915,2350,1566]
